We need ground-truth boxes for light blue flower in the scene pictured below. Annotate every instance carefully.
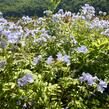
[70,36,77,45]
[0,40,7,48]
[64,11,72,17]
[33,55,42,65]
[0,26,3,34]
[18,74,34,87]
[25,74,34,83]
[57,53,63,61]
[63,55,70,66]
[58,9,64,15]
[22,16,33,24]
[18,78,28,87]
[52,14,62,22]
[46,56,53,64]
[2,30,11,36]
[79,72,108,93]
[79,72,98,85]
[7,34,19,43]
[3,30,23,44]
[81,4,95,20]
[97,80,107,93]
[101,28,109,37]
[77,45,88,53]
[90,18,109,29]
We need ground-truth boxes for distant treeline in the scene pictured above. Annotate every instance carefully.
[0,0,109,17]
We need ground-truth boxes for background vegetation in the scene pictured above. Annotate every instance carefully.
[1,2,109,108]
[0,0,109,17]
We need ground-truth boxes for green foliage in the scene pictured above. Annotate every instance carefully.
[0,0,50,17]
[0,4,109,108]
[0,0,109,17]
[58,0,109,13]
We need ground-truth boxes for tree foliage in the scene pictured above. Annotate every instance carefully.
[0,0,109,17]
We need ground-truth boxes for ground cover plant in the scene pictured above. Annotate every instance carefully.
[0,4,109,109]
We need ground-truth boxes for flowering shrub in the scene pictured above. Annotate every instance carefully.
[0,4,109,109]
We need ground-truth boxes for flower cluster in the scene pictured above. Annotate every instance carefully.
[46,56,53,64]
[33,55,42,65]
[17,74,34,87]
[77,45,88,53]
[32,53,70,66]
[81,4,95,20]
[0,4,109,109]
[79,72,98,85]
[101,28,109,37]
[21,16,33,24]
[79,72,107,93]
[90,17,109,29]
[57,53,70,66]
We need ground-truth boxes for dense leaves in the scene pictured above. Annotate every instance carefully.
[0,0,109,17]
[0,4,109,109]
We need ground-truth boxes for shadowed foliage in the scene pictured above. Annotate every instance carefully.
[0,0,109,17]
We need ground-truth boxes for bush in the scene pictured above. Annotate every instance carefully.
[0,4,109,109]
